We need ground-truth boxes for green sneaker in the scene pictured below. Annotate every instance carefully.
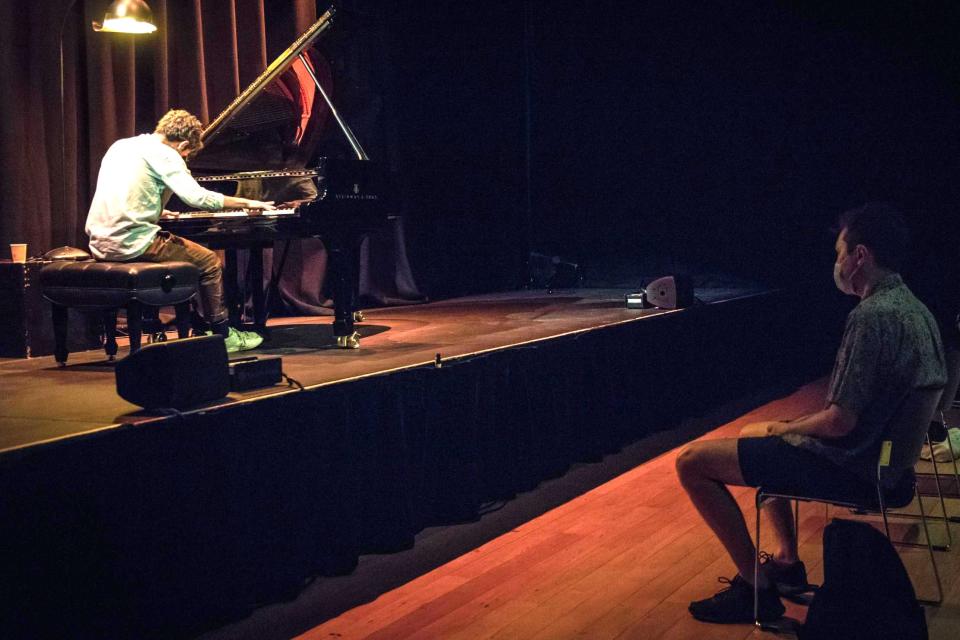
[207,328,263,353]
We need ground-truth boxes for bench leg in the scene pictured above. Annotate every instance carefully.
[103,309,119,360]
[174,302,192,339]
[127,301,143,354]
[52,303,68,366]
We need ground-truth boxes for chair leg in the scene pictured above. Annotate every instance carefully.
[102,309,118,360]
[882,484,944,605]
[925,434,952,549]
[51,303,68,366]
[897,436,953,549]
[913,485,944,605]
[754,491,763,628]
[174,302,192,339]
[127,301,143,354]
[940,409,960,522]
[879,486,892,541]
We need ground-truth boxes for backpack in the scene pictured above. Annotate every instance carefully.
[800,518,927,640]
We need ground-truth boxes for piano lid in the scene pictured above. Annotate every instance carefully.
[187,7,339,175]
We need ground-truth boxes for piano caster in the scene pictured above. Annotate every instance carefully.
[353,311,365,323]
[336,332,361,349]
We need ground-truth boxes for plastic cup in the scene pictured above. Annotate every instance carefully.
[10,244,26,263]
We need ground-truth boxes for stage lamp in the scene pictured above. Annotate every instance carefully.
[92,0,157,33]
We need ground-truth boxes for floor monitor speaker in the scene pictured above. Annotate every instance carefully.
[115,335,230,409]
[644,275,694,309]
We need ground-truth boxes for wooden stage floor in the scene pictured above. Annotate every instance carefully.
[223,379,958,640]
[0,287,761,453]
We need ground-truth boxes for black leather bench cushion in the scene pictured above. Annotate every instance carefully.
[40,261,200,308]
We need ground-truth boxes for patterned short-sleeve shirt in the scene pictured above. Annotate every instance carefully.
[783,273,946,484]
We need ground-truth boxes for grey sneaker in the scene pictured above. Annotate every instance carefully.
[208,328,263,353]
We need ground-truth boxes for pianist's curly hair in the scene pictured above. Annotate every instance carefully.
[155,109,204,152]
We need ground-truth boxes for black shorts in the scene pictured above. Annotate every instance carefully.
[737,436,879,505]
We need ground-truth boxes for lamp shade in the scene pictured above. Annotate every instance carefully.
[92,0,157,34]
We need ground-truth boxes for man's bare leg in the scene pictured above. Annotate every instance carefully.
[676,438,795,588]
[764,497,799,565]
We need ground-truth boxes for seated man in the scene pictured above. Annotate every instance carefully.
[85,109,273,352]
[676,203,947,623]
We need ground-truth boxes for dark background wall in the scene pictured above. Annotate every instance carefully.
[378,1,529,295]
[379,0,960,329]
[2,0,958,323]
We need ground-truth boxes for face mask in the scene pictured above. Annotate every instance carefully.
[833,253,859,295]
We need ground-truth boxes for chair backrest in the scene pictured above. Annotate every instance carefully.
[938,348,960,412]
[878,386,943,485]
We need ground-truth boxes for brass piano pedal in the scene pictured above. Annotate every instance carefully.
[336,332,361,349]
[353,311,365,323]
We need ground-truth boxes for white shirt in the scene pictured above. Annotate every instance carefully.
[85,133,225,260]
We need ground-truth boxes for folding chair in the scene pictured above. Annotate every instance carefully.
[753,386,945,630]
[926,349,960,522]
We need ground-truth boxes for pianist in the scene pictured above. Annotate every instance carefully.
[85,109,274,353]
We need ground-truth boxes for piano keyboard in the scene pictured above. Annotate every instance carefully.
[172,208,297,219]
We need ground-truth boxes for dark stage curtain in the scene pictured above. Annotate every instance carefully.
[0,0,420,314]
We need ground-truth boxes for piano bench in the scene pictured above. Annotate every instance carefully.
[40,259,200,366]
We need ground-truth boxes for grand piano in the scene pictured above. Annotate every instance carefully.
[160,6,386,349]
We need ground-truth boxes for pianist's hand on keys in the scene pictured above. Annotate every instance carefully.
[163,197,277,220]
[223,196,276,213]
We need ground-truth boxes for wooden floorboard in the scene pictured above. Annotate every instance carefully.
[297,379,960,639]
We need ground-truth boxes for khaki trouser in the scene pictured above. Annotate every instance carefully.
[132,231,228,324]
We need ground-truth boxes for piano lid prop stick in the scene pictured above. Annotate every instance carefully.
[297,52,369,161]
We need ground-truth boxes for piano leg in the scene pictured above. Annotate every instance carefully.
[328,234,361,349]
